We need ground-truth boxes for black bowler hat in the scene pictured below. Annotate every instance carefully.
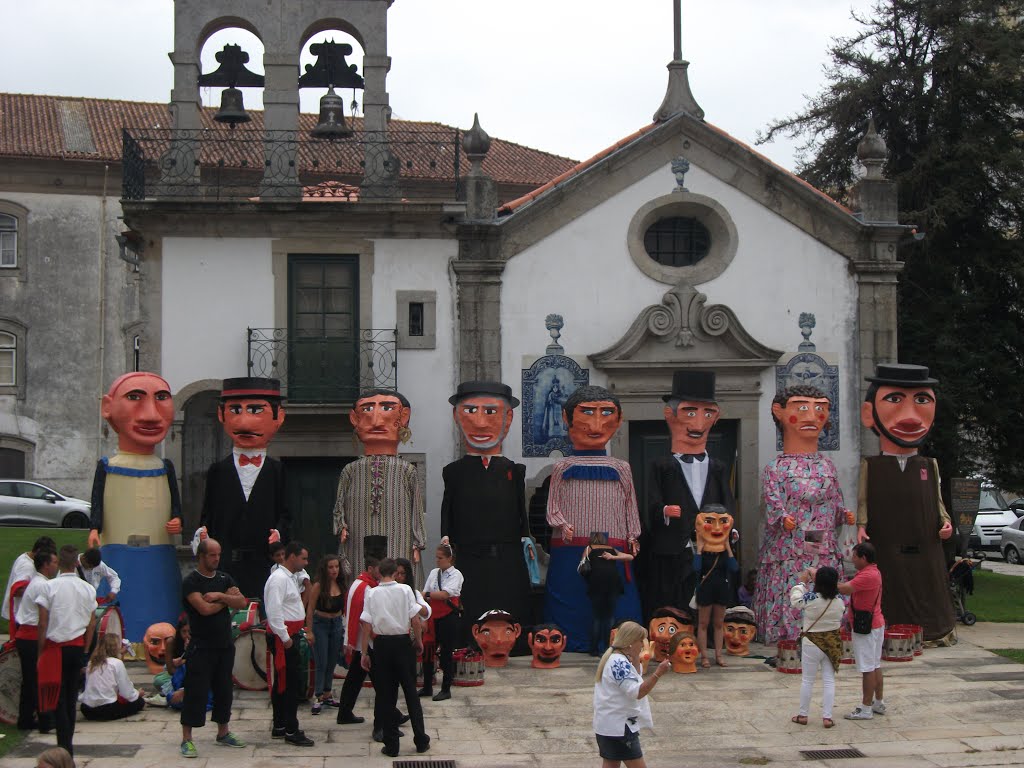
[448,381,520,408]
[221,377,283,400]
[865,363,938,387]
[364,535,388,561]
[662,370,717,403]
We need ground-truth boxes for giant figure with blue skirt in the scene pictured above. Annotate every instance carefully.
[545,385,642,653]
[88,372,182,641]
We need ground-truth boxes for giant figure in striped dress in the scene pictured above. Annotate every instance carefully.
[334,389,425,581]
[545,385,642,652]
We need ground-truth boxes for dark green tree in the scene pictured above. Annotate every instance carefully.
[761,0,1024,490]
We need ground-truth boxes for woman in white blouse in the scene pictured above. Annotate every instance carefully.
[79,634,145,721]
[592,621,671,767]
[789,566,846,729]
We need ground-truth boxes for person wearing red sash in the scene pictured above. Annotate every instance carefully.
[35,545,97,757]
[419,543,463,701]
[14,549,57,732]
[3,535,55,628]
[265,541,314,747]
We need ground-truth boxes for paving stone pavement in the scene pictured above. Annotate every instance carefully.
[5,623,1024,768]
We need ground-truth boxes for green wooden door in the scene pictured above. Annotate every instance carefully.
[283,456,357,571]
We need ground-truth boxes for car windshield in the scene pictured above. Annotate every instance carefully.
[979,488,1008,511]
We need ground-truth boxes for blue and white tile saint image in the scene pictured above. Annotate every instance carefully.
[775,314,840,451]
[522,314,590,457]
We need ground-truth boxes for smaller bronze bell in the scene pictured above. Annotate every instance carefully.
[311,87,352,139]
[214,87,251,127]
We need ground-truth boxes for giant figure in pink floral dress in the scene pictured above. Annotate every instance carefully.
[754,385,854,645]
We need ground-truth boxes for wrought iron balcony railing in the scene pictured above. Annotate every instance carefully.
[122,127,461,202]
[247,328,397,404]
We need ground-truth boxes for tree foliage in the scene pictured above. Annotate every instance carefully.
[761,0,1024,490]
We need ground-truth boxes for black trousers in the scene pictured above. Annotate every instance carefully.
[338,649,371,717]
[180,645,234,728]
[81,696,145,721]
[422,613,458,691]
[372,635,428,751]
[15,638,51,731]
[54,646,84,755]
[268,635,301,734]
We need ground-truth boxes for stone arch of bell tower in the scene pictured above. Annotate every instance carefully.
[169,0,392,134]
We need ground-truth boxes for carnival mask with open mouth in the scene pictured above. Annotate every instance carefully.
[696,509,734,553]
[472,610,522,667]
[648,607,693,662]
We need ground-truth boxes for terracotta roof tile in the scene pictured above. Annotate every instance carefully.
[0,93,576,187]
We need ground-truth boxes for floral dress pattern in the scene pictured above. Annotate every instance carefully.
[754,453,847,646]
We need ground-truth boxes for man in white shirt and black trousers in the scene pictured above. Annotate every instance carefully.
[36,545,97,757]
[265,540,314,747]
[14,548,57,733]
[360,557,430,757]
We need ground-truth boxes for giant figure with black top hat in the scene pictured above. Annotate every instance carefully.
[639,371,734,620]
[441,381,533,652]
[858,363,954,642]
[194,377,290,604]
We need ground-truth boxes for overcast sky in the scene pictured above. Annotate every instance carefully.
[1,0,878,171]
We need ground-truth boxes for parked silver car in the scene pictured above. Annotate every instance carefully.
[0,480,91,528]
[1000,514,1024,565]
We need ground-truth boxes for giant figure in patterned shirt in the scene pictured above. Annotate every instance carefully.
[88,372,182,641]
[333,389,425,581]
[195,377,289,604]
[545,385,642,652]
[441,381,532,652]
[857,364,954,643]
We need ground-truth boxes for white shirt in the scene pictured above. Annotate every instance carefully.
[2,552,35,620]
[14,572,49,628]
[37,572,97,643]
[424,566,464,598]
[789,583,846,632]
[882,450,916,472]
[271,562,310,593]
[674,453,708,508]
[80,657,139,708]
[233,447,266,501]
[264,566,305,643]
[77,557,121,594]
[360,581,419,637]
[592,651,653,736]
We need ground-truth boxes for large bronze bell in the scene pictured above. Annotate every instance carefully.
[214,87,251,127]
[311,87,352,139]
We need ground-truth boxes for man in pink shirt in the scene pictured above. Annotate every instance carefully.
[838,542,885,720]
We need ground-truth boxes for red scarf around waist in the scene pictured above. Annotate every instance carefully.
[269,619,305,694]
[14,624,38,641]
[37,637,85,713]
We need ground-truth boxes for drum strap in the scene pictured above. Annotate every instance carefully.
[250,633,267,682]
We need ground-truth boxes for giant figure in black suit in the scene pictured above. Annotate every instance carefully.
[640,371,734,620]
[441,381,533,653]
[196,377,289,603]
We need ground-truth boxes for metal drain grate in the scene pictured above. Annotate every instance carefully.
[393,761,457,768]
[800,748,866,760]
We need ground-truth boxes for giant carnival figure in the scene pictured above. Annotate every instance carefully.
[333,389,425,580]
[441,381,532,652]
[754,385,854,646]
[195,377,289,605]
[640,371,733,620]
[89,372,182,640]
[545,385,642,653]
[858,364,954,643]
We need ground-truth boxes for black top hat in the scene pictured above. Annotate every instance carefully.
[363,535,388,561]
[448,381,520,408]
[865,363,938,387]
[221,377,283,400]
[662,370,717,403]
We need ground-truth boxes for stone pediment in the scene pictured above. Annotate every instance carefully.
[590,280,782,372]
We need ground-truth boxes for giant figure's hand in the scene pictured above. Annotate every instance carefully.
[665,505,681,519]
[88,530,101,549]
[268,529,281,545]
[844,510,856,526]
[413,548,420,564]
[782,516,797,532]
[630,539,639,556]
[563,524,575,540]
[165,518,182,535]
[857,526,870,544]
[939,521,953,540]
[190,526,208,556]
[340,528,349,545]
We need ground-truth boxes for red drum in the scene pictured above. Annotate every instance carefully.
[840,629,854,665]
[891,624,924,656]
[88,604,125,657]
[882,630,914,662]
[452,649,485,687]
[232,625,269,691]
[777,639,801,674]
[0,644,21,725]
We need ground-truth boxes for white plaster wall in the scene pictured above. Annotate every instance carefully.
[501,161,861,505]
[371,237,458,546]
[161,238,275,391]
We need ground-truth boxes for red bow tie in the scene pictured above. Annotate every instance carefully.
[239,454,263,467]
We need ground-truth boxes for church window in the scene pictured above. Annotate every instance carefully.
[643,217,710,267]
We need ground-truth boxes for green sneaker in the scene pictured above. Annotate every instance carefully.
[216,732,247,748]
[180,740,198,758]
